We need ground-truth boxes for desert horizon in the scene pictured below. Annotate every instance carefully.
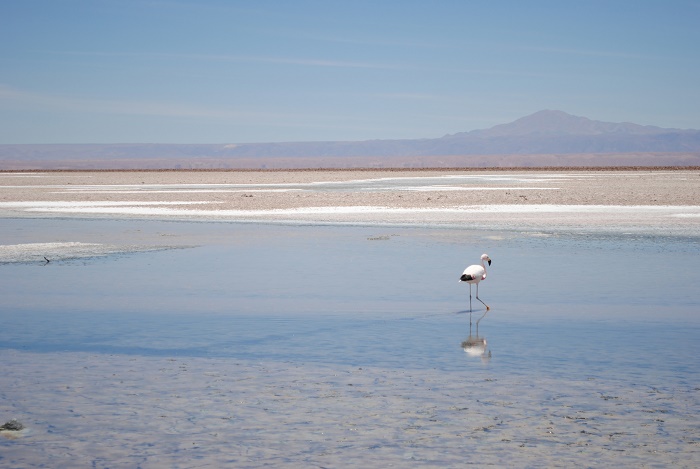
[2,153,700,171]
[3,111,700,170]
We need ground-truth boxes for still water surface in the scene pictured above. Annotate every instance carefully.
[1,218,699,467]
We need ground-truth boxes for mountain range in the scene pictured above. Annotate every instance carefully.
[223,109,700,158]
[2,110,700,169]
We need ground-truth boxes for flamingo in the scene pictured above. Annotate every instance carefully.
[459,253,491,315]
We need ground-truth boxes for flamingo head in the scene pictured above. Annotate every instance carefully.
[481,253,491,266]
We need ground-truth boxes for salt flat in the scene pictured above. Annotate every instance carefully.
[1,169,699,235]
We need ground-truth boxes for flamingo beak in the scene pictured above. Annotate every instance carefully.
[488,260,491,266]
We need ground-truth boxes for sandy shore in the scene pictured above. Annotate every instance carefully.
[1,169,699,233]
[2,169,699,207]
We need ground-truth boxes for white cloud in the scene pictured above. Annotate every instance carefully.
[517,45,654,60]
[1,83,270,120]
[0,83,392,135]
[368,92,444,101]
[52,50,403,70]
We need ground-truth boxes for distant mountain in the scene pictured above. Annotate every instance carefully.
[458,110,676,137]
[434,110,700,154]
[212,110,700,157]
[2,110,700,169]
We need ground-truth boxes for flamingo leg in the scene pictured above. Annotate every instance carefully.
[469,284,473,314]
[475,283,490,311]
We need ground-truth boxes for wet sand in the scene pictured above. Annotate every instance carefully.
[3,343,697,468]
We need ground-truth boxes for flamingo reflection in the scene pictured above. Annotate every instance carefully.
[461,309,491,362]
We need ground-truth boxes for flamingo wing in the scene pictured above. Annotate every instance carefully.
[460,265,485,282]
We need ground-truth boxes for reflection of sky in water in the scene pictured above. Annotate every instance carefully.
[1,219,698,367]
[1,218,699,466]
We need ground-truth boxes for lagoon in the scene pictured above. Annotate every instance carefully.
[1,216,699,467]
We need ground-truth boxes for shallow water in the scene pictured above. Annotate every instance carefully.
[1,218,699,467]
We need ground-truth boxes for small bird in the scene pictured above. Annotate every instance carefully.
[459,253,491,314]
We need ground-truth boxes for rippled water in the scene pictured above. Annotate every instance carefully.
[1,217,699,467]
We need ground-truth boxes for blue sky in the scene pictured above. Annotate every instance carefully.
[1,0,699,143]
